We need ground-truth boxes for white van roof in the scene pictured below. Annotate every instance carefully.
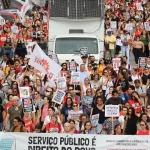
[55,34,99,39]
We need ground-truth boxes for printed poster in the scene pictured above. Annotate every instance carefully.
[22,98,34,112]
[71,72,80,84]
[19,87,30,98]
[57,77,66,91]
[138,57,147,68]
[112,58,121,71]
[52,89,66,105]
[69,61,77,72]
[111,21,117,29]
[144,22,150,31]
[92,114,99,127]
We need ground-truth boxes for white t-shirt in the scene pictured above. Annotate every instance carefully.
[44,115,61,126]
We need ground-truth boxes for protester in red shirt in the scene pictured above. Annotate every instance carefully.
[46,115,62,133]
[128,91,142,114]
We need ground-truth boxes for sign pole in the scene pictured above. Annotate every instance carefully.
[112,117,114,135]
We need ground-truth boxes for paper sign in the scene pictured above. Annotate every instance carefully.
[22,98,34,112]
[49,54,59,64]
[116,39,122,46]
[125,23,133,31]
[136,3,143,11]
[19,87,30,98]
[69,61,77,72]
[52,89,66,105]
[11,26,19,34]
[144,22,150,31]
[105,105,120,117]
[68,111,82,120]
[92,114,99,127]
[71,72,80,84]
[80,47,88,55]
[57,77,66,91]
[112,58,121,71]
[138,57,147,68]
[82,96,93,108]
[111,21,117,29]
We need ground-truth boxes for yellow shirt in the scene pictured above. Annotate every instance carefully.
[105,35,116,50]
[3,65,10,75]
[98,65,105,76]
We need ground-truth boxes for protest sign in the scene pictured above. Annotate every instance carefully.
[1,132,150,150]
[144,22,150,31]
[112,58,121,71]
[111,21,117,29]
[19,87,30,98]
[105,105,120,117]
[69,61,77,72]
[20,0,30,19]
[0,16,5,26]
[49,54,59,64]
[71,72,80,84]
[138,57,147,68]
[25,42,36,58]
[116,39,122,46]
[11,25,19,34]
[82,96,93,108]
[52,89,66,105]
[91,114,99,127]
[136,3,143,11]
[80,47,88,56]
[57,77,67,91]
[125,23,133,31]
[68,111,82,121]
[22,98,34,112]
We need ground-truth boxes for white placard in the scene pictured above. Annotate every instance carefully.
[111,21,117,29]
[52,89,66,105]
[136,3,143,11]
[71,72,80,84]
[112,58,121,71]
[144,22,150,31]
[11,25,19,34]
[68,111,82,120]
[19,87,30,98]
[57,77,66,91]
[116,39,122,46]
[125,23,133,31]
[105,105,120,117]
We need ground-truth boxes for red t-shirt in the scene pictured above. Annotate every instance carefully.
[128,99,142,113]
[63,95,79,105]
[4,102,13,112]
[24,118,36,133]
[46,122,62,133]
[15,66,21,75]
[0,35,7,46]
[137,130,149,135]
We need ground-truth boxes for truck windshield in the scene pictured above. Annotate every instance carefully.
[55,37,98,54]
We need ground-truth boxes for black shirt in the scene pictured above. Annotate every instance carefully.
[116,79,129,92]
[0,105,3,123]
[105,97,124,105]
[92,105,105,124]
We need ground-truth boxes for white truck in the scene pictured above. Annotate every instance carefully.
[48,19,104,64]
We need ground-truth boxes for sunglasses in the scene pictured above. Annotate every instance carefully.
[69,89,73,91]
[34,93,38,95]
[140,124,145,126]
[88,66,92,67]
[87,91,92,93]
[73,105,78,107]
[46,90,51,92]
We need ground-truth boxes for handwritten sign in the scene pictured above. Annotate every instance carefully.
[105,105,120,117]
[68,111,82,121]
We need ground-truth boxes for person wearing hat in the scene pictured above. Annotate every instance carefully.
[105,31,116,58]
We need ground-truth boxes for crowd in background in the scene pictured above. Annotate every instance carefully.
[0,0,150,135]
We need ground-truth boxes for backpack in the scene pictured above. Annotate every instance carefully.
[12,125,23,132]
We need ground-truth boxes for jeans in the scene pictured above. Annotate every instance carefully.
[4,49,14,58]
[121,45,130,63]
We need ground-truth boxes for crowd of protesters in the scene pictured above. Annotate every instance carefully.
[0,0,150,135]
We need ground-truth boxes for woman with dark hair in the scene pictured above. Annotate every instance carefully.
[22,76,30,87]
[128,91,142,114]
[137,121,150,135]
[90,74,100,92]
[60,63,68,76]
[11,81,18,90]
[61,97,73,123]
[69,119,79,134]
[91,96,105,134]
[98,58,106,77]
[77,113,87,133]
[114,125,122,135]
[83,121,94,134]
[125,107,138,135]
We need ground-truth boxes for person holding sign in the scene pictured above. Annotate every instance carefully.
[91,96,105,134]
[137,120,150,135]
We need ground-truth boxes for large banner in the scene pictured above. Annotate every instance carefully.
[0,133,150,150]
